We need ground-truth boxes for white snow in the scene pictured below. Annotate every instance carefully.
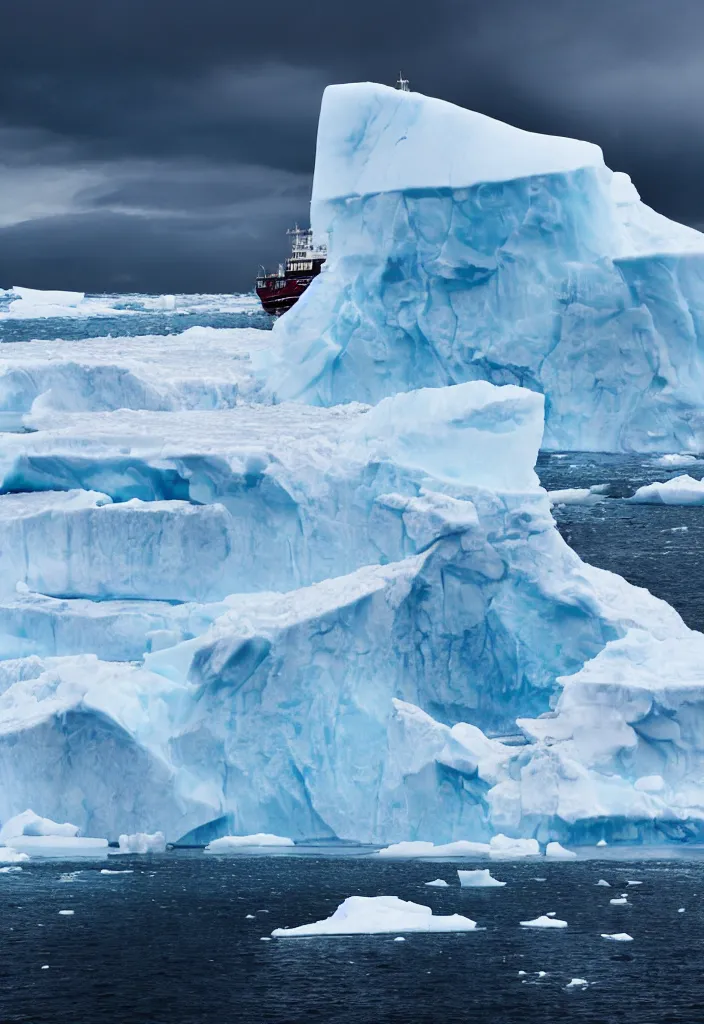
[457,869,506,888]
[117,831,166,854]
[271,896,478,937]
[425,879,450,887]
[312,83,604,211]
[204,834,295,853]
[520,915,567,928]
[545,842,577,860]
[601,932,633,941]
[0,809,79,843]
[630,475,704,506]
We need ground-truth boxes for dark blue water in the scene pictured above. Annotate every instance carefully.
[537,452,704,632]
[0,852,700,1023]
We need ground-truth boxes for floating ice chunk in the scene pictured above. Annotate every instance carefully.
[0,809,79,843]
[58,910,74,916]
[377,840,490,858]
[678,908,685,913]
[489,835,540,858]
[117,831,166,854]
[425,879,450,887]
[271,896,478,937]
[457,869,506,888]
[567,978,588,988]
[204,834,295,853]
[536,970,547,977]
[520,915,567,928]
[246,914,255,919]
[655,454,698,467]
[596,839,608,847]
[545,842,577,860]
[626,880,642,886]
[100,869,134,875]
[548,487,605,506]
[630,475,704,506]
[8,836,108,859]
[0,847,29,864]
[633,775,665,793]
[393,936,405,942]
[601,932,633,941]
[0,865,22,872]
[518,970,527,976]
[609,896,629,906]
[546,912,557,917]
[596,880,610,886]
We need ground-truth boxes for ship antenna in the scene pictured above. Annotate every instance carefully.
[396,73,410,92]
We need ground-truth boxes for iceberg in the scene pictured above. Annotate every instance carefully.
[457,869,506,887]
[8,836,108,858]
[630,474,704,505]
[0,808,79,843]
[545,841,577,860]
[271,895,478,936]
[204,834,295,852]
[267,82,704,455]
[117,831,167,854]
[519,915,567,928]
[425,878,450,887]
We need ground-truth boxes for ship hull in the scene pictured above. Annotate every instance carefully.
[256,274,313,316]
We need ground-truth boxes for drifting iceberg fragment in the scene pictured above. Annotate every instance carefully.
[378,841,491,859]
[9,836,108,858]
[545,842,577,860]
[117,832,166,854]
[457,869,506,887]
[0,808,79,843]
[0,847,29,863]
[425,878,450,887]
[489,835,540,858]
[601,932,633,941]
[204,834,295,852]
[630,475,704,505]
[271,895,478,936]
[520,915,567,928]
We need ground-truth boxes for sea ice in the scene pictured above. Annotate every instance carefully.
[100,869,133,875]
[0,809,79,843]
[567,978,588,988]
[630,475,704,506]
[378,841,491,859]
[457,869,506,887]
[7,836,108,858]
[596,839,608,847]
[609,896,629,905]
[596,880,611,887]
[601,932,633,941]
[117,831,166,854]
[545,842,577,860]
[425,879,450,887]
[58,909,74,916]
[0,865,22,872]
[548,488,605,506]
[520,915,567,928]
[0,847,29,864]
[271,896,478,936]
[655,454,698,467]
[204,834,295,853]
[489,835,540,858]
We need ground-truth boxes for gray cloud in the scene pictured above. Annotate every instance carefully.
[1,0,704,291]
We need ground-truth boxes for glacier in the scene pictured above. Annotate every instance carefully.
[4,83,704,850]
[267,83,704,455]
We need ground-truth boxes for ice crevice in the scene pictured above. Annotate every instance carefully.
[4,82,704,845]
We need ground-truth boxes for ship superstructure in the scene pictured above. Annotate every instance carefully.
[255,227,327,316]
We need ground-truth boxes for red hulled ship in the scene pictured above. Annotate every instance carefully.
[255,226,327,316]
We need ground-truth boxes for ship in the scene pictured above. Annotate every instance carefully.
[255,226,327,316]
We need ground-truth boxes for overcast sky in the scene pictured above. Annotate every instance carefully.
[1,0,703,293]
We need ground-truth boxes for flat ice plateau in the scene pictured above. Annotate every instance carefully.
[4,82,704,850]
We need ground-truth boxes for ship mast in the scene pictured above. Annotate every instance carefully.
[396,73,410,92]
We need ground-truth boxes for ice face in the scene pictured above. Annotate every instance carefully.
[267,83,704,454]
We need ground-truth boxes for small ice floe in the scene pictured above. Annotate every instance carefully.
[246,914,255,919]
[609,896,629,906]
[545,842,577,860]
[393,937,405,942]
[100,869,134,875]
[601,932,633,942]
[596,839,608,848]
[425,879,450,887]
[520,915,567,929]
[630,475,704,506]
[41,965,49,970]
[626,881,642,886]
[204,834,294,853]
[377,840,490,858]
[678,908,685,913]
[548,486,605,507]
[545,912,557,917]
[58,910,74,916]
[59,871,81,882]
[0,866,22,873]
[260,937,271,942]
[271,896,478,937]
[596,880,611,887]
[534,877,547,882]
[536,971,547,978]
[117,832,166,854]
[655,454,698,467]
[489,835,540,859]
[0,848,29,864]
[457,869,506,888]
[567,978,588,988]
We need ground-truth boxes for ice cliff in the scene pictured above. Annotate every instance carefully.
[4,84,704,847]
[268,83,704,454]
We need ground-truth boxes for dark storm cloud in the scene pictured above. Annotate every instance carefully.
[2,0,704,291]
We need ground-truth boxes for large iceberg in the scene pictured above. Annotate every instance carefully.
[4,83,704,848]
[267,83,704,454]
